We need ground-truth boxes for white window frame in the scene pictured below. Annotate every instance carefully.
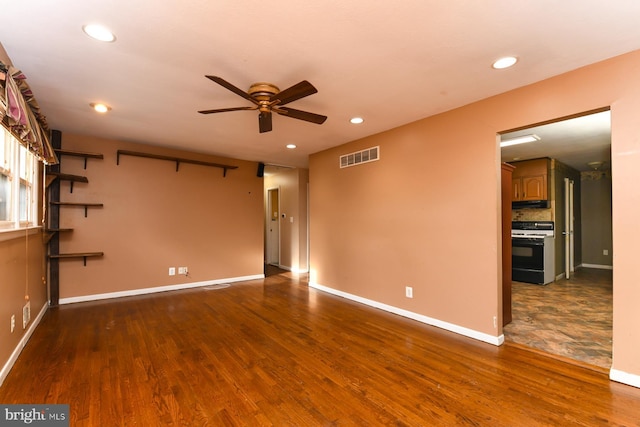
[0,125,39,231]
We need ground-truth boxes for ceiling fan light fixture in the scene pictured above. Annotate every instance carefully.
[199,76,327,133]
[90,102,111,113]
[492,56,518,69]
[350,117,364,124]
[500,134,540,147]
[587,161,605,170]
[82,24,116,42]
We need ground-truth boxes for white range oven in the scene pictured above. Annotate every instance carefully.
[511,221,555,285]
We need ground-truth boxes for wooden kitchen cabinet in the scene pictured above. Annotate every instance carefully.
[511,158,549,201]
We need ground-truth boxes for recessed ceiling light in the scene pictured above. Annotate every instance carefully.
[500,134,539,147]
[90,103,111,113]
[286,144,297,149]
[492,56,518,69]
[82,24,116,42]
[350,117,364,124]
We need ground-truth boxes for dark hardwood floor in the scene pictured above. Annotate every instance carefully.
[1,269,639,426]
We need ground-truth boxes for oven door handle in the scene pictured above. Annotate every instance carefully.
[512,238,545,245]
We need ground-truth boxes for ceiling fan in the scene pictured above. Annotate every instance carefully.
[198,76,327,133]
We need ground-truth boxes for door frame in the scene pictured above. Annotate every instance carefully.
[564,177,575,278]
[266,186,280,266]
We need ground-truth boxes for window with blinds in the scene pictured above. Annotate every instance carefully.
[0,126,38,229]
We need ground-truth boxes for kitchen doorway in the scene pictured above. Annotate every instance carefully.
[500,109,612,369]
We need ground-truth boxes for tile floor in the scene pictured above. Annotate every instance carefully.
[503,268,612,369]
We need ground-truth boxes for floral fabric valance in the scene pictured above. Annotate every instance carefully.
[0,60,57,164]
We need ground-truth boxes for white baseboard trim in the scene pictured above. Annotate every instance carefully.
[580,263,613,270]
[275,265,309,274]
[309,282,504,346]
[59,274,265,305]
[610,369,640,389]
[0,302,48,387]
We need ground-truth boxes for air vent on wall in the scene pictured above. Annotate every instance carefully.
[340,146,379,168]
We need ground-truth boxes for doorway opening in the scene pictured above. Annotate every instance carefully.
[266,187,280,268]
[500,109,612,370]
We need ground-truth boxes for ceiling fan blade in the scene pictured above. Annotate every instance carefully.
[270,80,318,106]
[205,75,258,105]
[198,106,256,114]
[274,107,327,124]
[259,111,273,133]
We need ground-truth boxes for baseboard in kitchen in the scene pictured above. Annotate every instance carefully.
[555,263,613,281]
[580,263,613,270]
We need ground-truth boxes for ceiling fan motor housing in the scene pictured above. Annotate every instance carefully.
[248,82,280,112]
[248,83,280,99]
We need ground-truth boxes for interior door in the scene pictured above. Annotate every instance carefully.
[267,188,280,266]
[564,178,575,278]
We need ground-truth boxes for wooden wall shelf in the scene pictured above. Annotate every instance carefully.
[49,252,104,266]
[50,202,104,217]
[44,228,73,244]
[116,149,238,177]
[47,172,88,193]
[55,149,104,169]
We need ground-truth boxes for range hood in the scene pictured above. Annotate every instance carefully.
[512,200,550,209]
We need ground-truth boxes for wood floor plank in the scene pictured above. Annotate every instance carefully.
[1,270,639,425]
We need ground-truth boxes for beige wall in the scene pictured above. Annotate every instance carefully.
[264,168,309,272]
[0,231,47,383]
[581,172,613,266]
[56,133,264,300]
[309,50,640,380]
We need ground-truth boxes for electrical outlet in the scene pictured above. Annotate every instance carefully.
[23,301,31,329]
[405,286,413,298]
[10,315,15,333]
[603,249,609,256]
[493,316,497,328]
[169,267,176,276]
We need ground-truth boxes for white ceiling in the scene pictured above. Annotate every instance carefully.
[2,1,639,168]
[501,110,611,172]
